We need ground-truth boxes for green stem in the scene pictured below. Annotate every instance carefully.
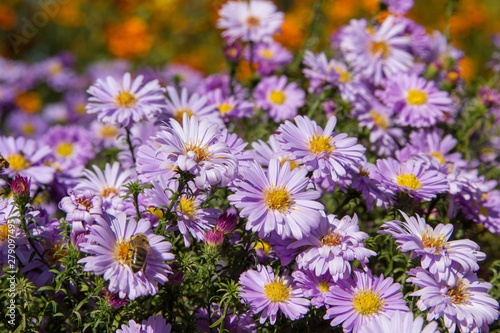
[155,178,186,234]
[125,127,136,166]
[18,207,51,269]
[444,0,456,50]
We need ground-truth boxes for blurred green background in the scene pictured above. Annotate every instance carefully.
[1,0,500,79]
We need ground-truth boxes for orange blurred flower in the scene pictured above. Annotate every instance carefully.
[54,1,85,27]
[236,60,258,82]
[107,17,153,58]
[449,2,486,36]
[458,56,476,82]
[0,5,16,30]
[274,13,306,50]
[15,92,42,114]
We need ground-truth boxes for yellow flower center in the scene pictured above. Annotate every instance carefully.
[175,108,193,122]
[369,41,390,59]
[7,154,30,172]
[479,206,489,216]
[22,123,36,135]
[246,15,260,28]
[255,239,272,255]
[0,225,9,241]
[430,151,445,164]
[335,68,352,83]
[279,156,299,170]
[76,103,86,114]
[263,185,292,212]
[115,239,130,263]
[102,187,119,197]
[76,197,93,211]
[318,281,330,293]
[321,231,342,247]
[218,103,234,115]
[369,110,389,130]
[15,92,42,113]
[183,141,212,163]
[269,91,286,105]
[308,133,334,155]
[100,125,119,139]
[406,90,428,105]
[264,278,291,302]
[177,196,198,219]
[352,288,385,316]
[396,173,422,190]
[45,243,68,266]
[447,280,470,305]
[358,167,370,177]
[149,207,164,219]
[259,49,274,59]
[115,91,137,108]
[56,142,73,157]
[49,63,63,75]
[421,230,447,253]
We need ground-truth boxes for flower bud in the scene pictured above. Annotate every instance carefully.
[215,212,237,234]
[205,229,224,248]
[11,175,31,205]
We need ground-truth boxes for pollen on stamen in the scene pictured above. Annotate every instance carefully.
[352,288,385,316]
[115,91,137,108]
[308,133,335,155]
[264,278,291,302]
[406,89,428,105]
[263,185,292,212]
[397,172,422,190]
[114,239,130,263]
[447,280,470,305]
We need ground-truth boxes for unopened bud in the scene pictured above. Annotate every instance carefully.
[11,175,31,201]
[215,212,237,234]
[205,229,224,248]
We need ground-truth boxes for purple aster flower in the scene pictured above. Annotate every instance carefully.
[86,59,130,82]
[356,99,405,157]
[86,72,167,128]
[196,303,257,333]
[6,111,49,139]
[0,136,55,186]
[251,134,300,170]
[219,129,255,166]
[351,161,395,211]
[380,211,486,284]
[358,311,438,333]
[163,86,222,126]
[136,139,177,182]
[372,157,448,201]
[217,0,284,43]
[79,213,174,300]
[163,63,203,93]
[254,75,305,122]
[324,269,409,333]
[247,41,293,76]
[339,16,413,85]
[228,159,324,240]
[20,218,67,288]
[292,269,335,309]
[35,56,77,92]
[143,176,219,247]
[155,114,238,188]
[302,51,340,94]
[90,120,125,149]
[239,265,310,324]
[116,315,171,333]
[381,0,414,14]
[58,189,106,250]
[277,115,366,184]
[75,162,136,212]
[0,198,29,266]
[206,88,254,121]
[290,213,376,281]
[41,125,95,170]
[408,267,499,333]
[376,73,453,127]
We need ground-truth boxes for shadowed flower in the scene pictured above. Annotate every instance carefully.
[116,315,172,333]
[358,311,438,333]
